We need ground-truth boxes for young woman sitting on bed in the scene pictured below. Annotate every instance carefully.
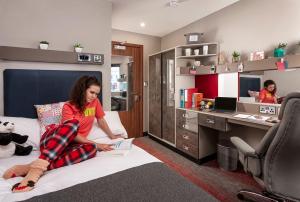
[2,76,122,193]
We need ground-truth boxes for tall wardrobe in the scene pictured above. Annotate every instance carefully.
[149,49,175,144]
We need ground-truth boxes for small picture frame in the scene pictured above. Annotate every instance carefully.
[249,51,264,61]
[189,35,198,42]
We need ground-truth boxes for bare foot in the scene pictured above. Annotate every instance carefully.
[3,164,31,179]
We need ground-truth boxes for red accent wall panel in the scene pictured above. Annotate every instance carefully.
[195,74,218,99]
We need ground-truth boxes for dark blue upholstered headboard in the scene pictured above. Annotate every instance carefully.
[4,69,102,118]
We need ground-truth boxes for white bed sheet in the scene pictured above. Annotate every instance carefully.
[0,137,160,202]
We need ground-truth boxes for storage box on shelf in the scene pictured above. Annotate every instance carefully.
[216,63,240,73]
[178,65,214,76]
[243,57,278,72]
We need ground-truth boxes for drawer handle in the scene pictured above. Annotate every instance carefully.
[183,145,189,151]
[206,119,215,124]
[182,124,189,129]
[182,135,189,140]
[183,114,188,118]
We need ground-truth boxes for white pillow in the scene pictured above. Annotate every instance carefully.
[87,111,128,140]
[0,116,41,150]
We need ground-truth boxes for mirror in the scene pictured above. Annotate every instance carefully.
[111,55,133,111]
[239,68,300,104]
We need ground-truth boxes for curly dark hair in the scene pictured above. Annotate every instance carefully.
[264,80,277,95]
[70,76,101,112]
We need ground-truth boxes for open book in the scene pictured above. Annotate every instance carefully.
[100,138,134,156]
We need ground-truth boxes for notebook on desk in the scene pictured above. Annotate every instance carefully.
[211,97,237,113]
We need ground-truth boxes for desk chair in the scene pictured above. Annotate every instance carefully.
[231,92,300,202]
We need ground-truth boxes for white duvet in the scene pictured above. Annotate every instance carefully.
[0,137,160,202]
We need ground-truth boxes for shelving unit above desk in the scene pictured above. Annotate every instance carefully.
[175,43,219,109]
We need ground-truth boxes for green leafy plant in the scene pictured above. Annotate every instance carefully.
[278,43,287,49]
[74,43,83,48]
[232,51,240,58]
[40,41,49,44]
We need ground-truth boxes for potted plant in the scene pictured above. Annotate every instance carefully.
[39,41,49,50]
[74,43,83,53]
[274,43,287,57]
[232,51,240,63]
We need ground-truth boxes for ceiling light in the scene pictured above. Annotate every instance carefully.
[140,22,146,27]
[169,0,179,7]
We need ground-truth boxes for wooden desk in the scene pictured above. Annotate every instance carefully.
[176,108,277,161]
[178,108,275,130]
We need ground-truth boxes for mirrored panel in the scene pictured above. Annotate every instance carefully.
[111,55,133,111]
[239,68,300,104]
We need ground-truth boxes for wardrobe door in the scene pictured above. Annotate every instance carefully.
[149,54,162,138]
[162,49,175,143]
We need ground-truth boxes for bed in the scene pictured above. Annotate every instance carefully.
[0,69,217,202]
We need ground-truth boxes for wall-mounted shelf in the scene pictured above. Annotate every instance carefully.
[178,66,214,75]
[176,43,218,59]
[176,54,217,59]
[0,46,104,65]
[243,57,278,72]
[177,42,218,48]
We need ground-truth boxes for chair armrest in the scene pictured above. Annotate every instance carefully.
[230,137,256,156]
[231,137,262,176]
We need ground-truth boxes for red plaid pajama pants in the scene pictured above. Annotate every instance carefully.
[39,119,97,170]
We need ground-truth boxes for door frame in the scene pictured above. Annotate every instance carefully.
[111,41,144,137]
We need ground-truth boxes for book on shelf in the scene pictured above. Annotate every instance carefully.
[186,88,198,108]
[180,89,185,108]
[192,93,203,108]
[180,88,198,108]
[100,138,134,156]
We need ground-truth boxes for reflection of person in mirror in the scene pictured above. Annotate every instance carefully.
[259,80,278,104]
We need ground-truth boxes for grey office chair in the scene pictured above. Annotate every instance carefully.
[231,92,300,202]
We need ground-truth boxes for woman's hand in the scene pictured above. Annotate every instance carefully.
[109,134,123,139]
[96,143,113,151]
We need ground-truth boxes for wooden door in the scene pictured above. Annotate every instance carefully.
[112,41,143,138]
[149,54,162,138]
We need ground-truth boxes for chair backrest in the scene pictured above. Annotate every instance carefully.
[264,92,300,201]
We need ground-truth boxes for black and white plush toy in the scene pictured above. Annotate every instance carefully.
[0,121,33,158]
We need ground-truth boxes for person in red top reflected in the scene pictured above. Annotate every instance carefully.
[259,80,278,104]
[3,76,123,193]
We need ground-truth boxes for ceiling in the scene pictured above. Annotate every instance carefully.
[110,0,239,37]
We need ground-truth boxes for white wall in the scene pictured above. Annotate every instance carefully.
[161,0,300,60]
[0,0,112,114]
[112,29,161,131]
